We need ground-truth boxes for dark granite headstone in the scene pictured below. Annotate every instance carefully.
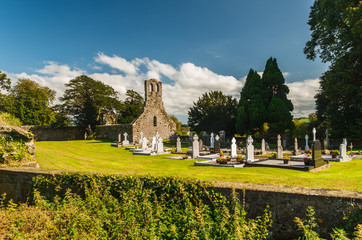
[311,140,324,168]
[214,139,221,153]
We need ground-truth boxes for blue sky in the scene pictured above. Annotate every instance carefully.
[1,0,328,123]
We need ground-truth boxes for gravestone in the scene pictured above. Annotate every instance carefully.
[261,138,266,155]
[176,137,182,153]
[323,139,327,150]
[152,136,156,150]
[188,133,193,147]
[246,135,254,162]
[210,133,215,148]
[155,136,163,153]
[192,134,199,158]
[214,135,221,153]
[118,133,121,144]
[305,135,309,150]
[139,132,144,145]
[313,128,316,142]
[199,139,203,151]
[282,139,286,149]
[202,132,209,146]
[219,130,226,147]
[311,140,324,168]
[277,135,283,159]
[294,138,299,155]
[265,142,270,150]
[122,132,129,145]
[84,132,87,140]
[231,137,237,157]
[339,138,347,161]
[142,137,148,149]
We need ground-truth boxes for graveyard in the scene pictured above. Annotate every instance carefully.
[34,138,362,191]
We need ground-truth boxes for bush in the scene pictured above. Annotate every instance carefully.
[0,174,273,239]
[0,136,31,166]
[0,112,22,126]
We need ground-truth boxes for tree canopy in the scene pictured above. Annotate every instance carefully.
[188,91,238,136]
[118,90,144,124]
[305,0,362,139]
[236,69,268,135]
[0,79,56,125]
[0,70,11,93]
[60,75,121,128]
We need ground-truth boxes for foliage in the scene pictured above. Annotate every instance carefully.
[50,104,71,128]
[292,119,308,138]
[0,79,56,125]
[0,136,31,166]
[295,205,362,240]
[188,91,238,137]
[0,112,22,127]
[118,89,144,124]
[236,69,268,136]
[170,115,182,134]
[0,173,273,239]
[216,157,228,164]
[262,57,294,134]
[0,70,11,92]
[305,0,362,139]
[60,75,121,128]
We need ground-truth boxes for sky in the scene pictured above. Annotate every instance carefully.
[0,0,328,123]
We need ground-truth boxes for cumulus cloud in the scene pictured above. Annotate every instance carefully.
[5,53,319,122]
[287,78,320,118]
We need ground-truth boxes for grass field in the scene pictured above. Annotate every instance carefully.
[35,140,362,191]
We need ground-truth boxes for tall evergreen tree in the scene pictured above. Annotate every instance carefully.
[118,90,144,124]
[262,57,294,134]
[236,69,268,135]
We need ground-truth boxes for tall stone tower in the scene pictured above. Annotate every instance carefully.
[132,79,176,142]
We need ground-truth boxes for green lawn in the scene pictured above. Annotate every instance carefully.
[35,140,362,191]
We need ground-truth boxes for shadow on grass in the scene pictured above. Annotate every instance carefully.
[85,139,114,144]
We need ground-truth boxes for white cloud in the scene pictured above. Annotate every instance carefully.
[5,53,319,122]
[287,78,320,118]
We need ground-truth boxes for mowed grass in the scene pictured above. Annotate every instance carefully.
[35,140,362,191]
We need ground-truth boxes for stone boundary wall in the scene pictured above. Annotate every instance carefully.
[95,124,133,142]
[22,126,86,141]
[0,168,361,239]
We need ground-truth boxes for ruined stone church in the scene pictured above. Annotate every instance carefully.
[131,79,176,142]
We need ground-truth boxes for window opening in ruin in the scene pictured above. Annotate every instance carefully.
[150,84,153,92]
[153,116,157,126]
[156,84,159,92]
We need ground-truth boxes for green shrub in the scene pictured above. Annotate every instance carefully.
[0,174,273,239]
[0,112,22,126]
[0,136,31,166]
[216,157,228,164]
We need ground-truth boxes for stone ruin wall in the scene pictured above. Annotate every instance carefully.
[95,124,133,142]
[132,79,176,143]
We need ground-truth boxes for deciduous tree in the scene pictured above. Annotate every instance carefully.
[118,90,144,124]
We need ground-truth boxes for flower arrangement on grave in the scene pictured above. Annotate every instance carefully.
[283,156,290,164]
[271,152,277,159]
[209,147,214,153]
[303,157,311,166]
[182,155,188,159]
[216,157,228,164]
[305,149,312,155]
[220,150,224,157]
[330,150,339,158]
[236,155,244,164]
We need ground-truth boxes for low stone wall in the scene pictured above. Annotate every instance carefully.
[23,126,86,141]
[0,168,361,239]
[95,124,133,142]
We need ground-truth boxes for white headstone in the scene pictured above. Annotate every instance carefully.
[277,134,283,159]
[118,133,121,143]
[142,137,148,149]
[261,138,266,155]
[231,137,237,157]
[139,132,144,145]
[176,137,182,153]
[210,132,215,148]
[156,136,163,153]
[192,134,199,158]
[246,135,254,162]
[294,138,298,155]
[339,138,347,160]
[305,135,309,150]
[313,128,316,142]
[122,132,129,145]
[152,136,156,150]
